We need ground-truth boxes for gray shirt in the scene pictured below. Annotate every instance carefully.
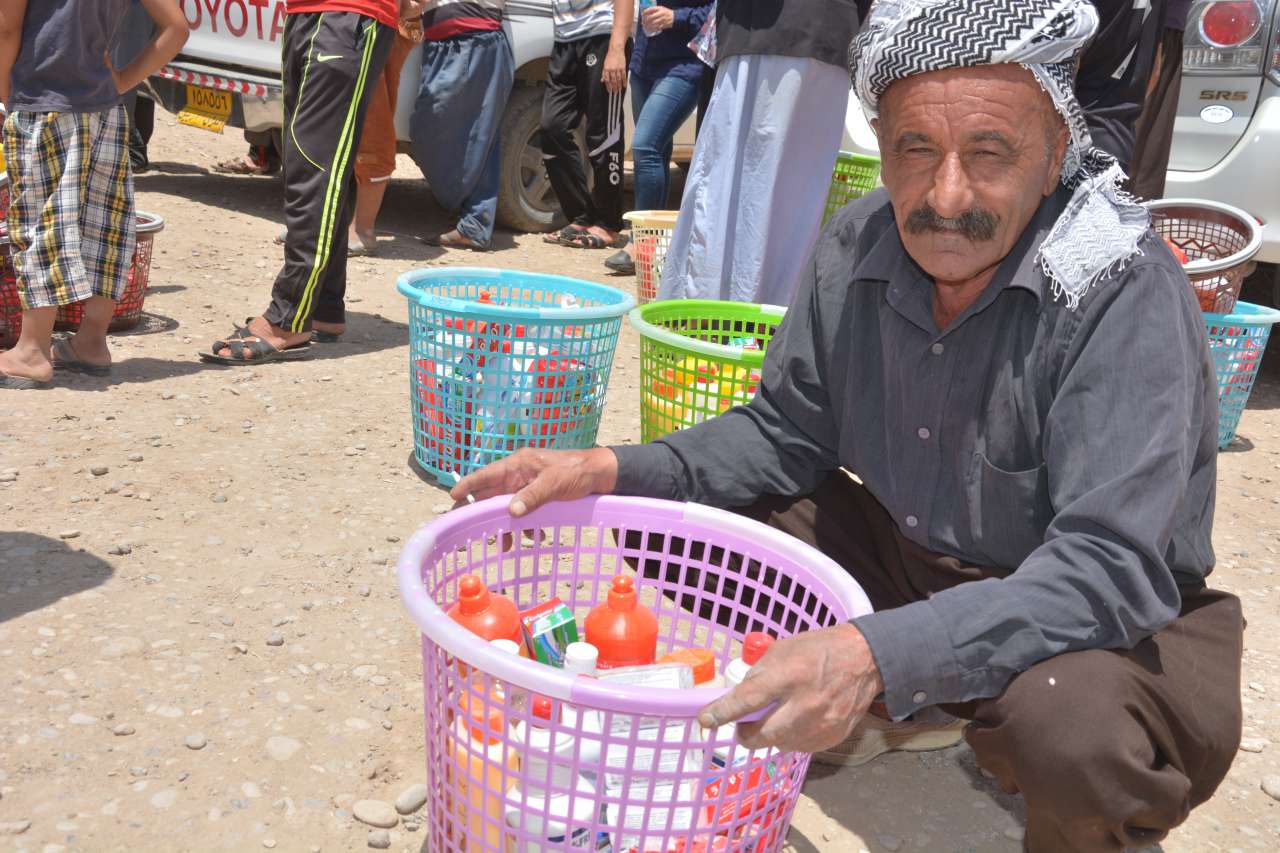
[613,188,1219,718]
[10,0,133,114]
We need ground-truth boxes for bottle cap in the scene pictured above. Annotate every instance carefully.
[658,648,716,685]
[564,642,599,676]
[606,575,637,611]
[456,575,491,616]
[489,638,521,656]
[531,696,553,725]
[742,632,774,666]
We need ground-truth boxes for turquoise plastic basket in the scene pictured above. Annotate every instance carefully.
[1204,300,1280,449]
[398,268,634,486]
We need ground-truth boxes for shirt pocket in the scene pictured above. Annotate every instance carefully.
[967,453,1052,570]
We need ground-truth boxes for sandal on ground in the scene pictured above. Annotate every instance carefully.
[51,338,111,376]
[311,328,343,343]
[565,231,627,250]
[211,155,272,176]
[604,249,635,275]
[542,225,588,246]
[422,230,490,252]
[200,330,312,365]
[0,368,51,389]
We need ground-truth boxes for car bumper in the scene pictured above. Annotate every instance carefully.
[148,62,284,134]
[1167,92,1280,264]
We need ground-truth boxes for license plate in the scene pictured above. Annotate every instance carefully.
[176,84,233,134]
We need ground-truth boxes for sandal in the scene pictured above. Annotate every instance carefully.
[542,225,588,246]
[604,249,635,275]
[311,329,343,343]
[422,230,490,252]
[51,338,111,376]
[0,368,50,389]
[211,155,272,176]
[200,329,312,365]
[565,231,627,250]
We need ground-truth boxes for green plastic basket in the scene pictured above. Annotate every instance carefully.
[823,151,882,225]
[628,300,787,442]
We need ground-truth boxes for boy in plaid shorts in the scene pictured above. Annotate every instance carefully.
[0,0,187,388]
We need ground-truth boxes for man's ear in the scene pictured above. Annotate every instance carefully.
[870,117,881,141]
[1043,120,1069,196]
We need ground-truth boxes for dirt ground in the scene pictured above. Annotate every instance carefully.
[2,110,1278,853]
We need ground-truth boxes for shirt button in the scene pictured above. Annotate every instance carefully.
[917,427,931,440]
[930,343,944,355]
[905,515,919,528]
[912,690,928,704]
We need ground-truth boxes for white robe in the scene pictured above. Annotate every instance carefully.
[657,54,850,305]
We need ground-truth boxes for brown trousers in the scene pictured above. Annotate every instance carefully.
[728,472,1243,853]
[1127,27,1183,200]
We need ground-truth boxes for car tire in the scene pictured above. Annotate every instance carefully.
[496,84,566,234]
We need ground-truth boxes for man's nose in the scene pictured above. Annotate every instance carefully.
[926,152,976,220]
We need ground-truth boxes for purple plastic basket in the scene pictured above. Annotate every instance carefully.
[398,495,872,852]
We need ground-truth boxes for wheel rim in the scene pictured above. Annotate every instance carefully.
[519,140,557,217]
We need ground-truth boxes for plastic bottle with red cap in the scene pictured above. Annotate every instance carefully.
[584,575,658,670]
[713,632,777,769]
[453,689,518,852]
[504,696,600,851]
[446,574,525,651]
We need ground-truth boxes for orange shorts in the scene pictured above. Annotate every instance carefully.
[355,34,415,184]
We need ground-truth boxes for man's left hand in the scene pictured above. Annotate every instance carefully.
[698,623,884,754]
[603,46,627,93]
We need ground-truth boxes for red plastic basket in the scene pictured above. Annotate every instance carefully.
[0,211,164,344]
[1148,198,1262,314]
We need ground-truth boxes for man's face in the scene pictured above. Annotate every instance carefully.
[875,65,1069,284]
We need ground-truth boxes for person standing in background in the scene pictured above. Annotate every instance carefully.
[1074,0,1167,173]
[604,0,713,276]
[348,27,418,257]
[112,2,159,174]
[0,0,188,387]
[409,0,513,252]
[540,0,634,251]
[656,0,861,305]
[1128,0,1192,199]
[203,0,424,365]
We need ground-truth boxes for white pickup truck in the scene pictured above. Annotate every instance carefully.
[146,1,880,233]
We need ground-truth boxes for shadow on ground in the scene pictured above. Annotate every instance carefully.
[0,532,115,623]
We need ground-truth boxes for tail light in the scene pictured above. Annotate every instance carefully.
[1184,0,1273,72]
[1271,13,1280,83]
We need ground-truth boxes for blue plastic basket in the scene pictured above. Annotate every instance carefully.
[1204,300,1280,449]
[398,268,634,485]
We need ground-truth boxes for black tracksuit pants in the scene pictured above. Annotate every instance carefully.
[266,11,392,333]
[539,35,631,234]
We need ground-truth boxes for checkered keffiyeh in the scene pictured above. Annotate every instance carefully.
[849,0,1150,309]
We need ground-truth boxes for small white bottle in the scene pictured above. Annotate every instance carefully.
[560,641,604,771]
[504,697,599,852]
[490,638,527,712]
[713,632,776,768]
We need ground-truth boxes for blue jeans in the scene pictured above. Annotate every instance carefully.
[630,73,700,212]
[410,30,514,246]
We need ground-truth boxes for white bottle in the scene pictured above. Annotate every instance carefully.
[713,632,776,768]
[489,638,527,712]
[560,641,604,770]
[504,697,599,852]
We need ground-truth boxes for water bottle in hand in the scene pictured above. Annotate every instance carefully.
[640,0,662,37]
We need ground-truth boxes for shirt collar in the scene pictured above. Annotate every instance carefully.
[854,187,1073,310]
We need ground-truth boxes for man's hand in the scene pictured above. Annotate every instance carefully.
[602,45,627,93]
[450,447,618,517]
[399,0,426,16]
[698,623,884,754]
[641,6,675,32]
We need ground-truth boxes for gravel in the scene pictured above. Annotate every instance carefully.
[265,632,284,647]
[394,784,428,815]
[184,734,208,750]
[367,829,391,849]
[352,799,398,828]
[265,736,302,762]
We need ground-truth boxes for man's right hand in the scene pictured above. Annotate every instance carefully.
[450,447,619,517]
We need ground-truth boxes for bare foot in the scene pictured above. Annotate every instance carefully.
[0,345,54,384]
[212,316,310,360]
[585,225,622,245]
[429,229,488,251]
[348,228,376,256]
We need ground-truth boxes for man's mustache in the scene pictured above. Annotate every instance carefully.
[905,203,998,242]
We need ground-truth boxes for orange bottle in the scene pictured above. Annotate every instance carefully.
[658,647,721,687]
[447,575,524,649]
[585,575,658,670]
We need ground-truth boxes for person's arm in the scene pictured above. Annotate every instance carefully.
[0,0,28,106]
[603,0,634,93]
[853,257,1208,718]
[109,0,189,95]
[673,1,714,36]
[453,247,845,516]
